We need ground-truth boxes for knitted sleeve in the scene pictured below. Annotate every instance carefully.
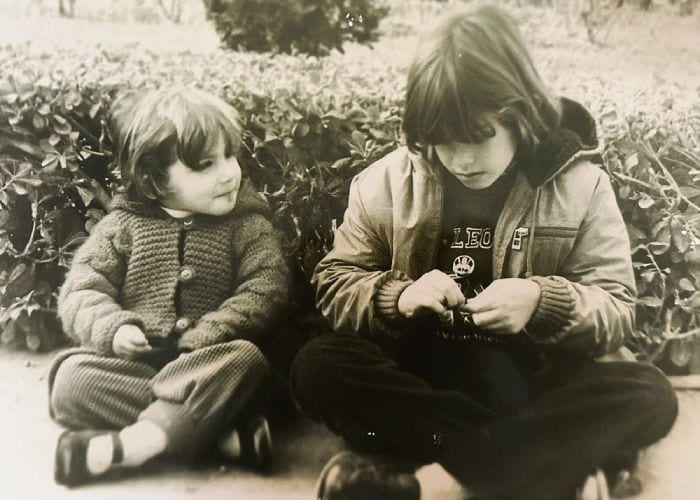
[57,212,142,355]
[177,213,290,351]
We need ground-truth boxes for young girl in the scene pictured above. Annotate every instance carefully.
[292,5,677,500]
[49,87,289,486]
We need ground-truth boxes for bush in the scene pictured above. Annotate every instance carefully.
[202,0,389,56]
[0,43,698,369]
[0,44,404,350]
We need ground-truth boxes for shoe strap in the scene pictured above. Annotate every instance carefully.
[111,432,124,465]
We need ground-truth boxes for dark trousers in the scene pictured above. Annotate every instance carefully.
[291,332,678,500]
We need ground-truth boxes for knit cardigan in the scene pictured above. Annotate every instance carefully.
[58,180,290,356]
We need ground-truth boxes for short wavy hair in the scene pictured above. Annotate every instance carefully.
[109,87,243,202]
[403,5,561,156]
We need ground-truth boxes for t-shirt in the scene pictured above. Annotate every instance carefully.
[436,165,516,299]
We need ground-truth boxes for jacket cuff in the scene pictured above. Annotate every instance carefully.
[373,271,414,332]
[93,312,143,356]
[525,276,575,340]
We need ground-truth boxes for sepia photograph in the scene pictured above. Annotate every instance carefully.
[0,0,698,499]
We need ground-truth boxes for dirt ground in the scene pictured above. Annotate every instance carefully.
[1,347,699,500]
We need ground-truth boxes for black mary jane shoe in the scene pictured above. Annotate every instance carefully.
[54,429,123,487]
[239,415,274,473]
[217,415,274,473]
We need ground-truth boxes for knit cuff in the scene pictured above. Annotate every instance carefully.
[93,311,144,356]
[177,323,229,352]
[524,276,575,340]
[372,271,414,334]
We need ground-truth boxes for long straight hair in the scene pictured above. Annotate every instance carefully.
[403,5,561,156]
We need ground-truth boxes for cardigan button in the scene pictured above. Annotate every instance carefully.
[174,317,192,333]
[179,266,195,283]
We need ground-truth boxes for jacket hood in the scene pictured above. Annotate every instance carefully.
[109,178,271,220]
[521,97,602,187]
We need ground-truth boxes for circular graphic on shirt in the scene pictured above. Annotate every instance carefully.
[452,255,475,277]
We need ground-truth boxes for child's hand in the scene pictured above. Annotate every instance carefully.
[398,269,465,323]
[113,324,152,359]
[461,278,540,335]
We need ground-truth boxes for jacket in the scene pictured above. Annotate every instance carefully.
[58,180,290,356]
[312,99,636,358]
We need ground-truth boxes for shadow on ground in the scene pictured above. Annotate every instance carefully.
[1,348,699,500]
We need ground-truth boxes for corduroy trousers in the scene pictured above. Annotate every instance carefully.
[291,332,678,500]
[49,340,270,454]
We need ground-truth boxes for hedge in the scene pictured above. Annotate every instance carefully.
[0,43,698,367]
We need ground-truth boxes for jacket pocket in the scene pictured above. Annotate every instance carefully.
[531,226,578,276]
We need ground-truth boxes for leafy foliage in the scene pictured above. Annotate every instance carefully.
[604,110,700,366]
[201,0,389,56]
[0,43,697,370]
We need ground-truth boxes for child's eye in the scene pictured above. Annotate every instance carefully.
[197,159,214,170]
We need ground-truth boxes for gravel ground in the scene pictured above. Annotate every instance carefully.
[1,348,699,500]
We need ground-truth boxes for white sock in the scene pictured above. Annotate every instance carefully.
[85,434,114,476]
[118,420,168,468]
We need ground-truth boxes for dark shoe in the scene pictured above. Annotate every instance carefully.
[54,430,122,487]
[218,415,274,473]
[609,469,642,498]
[239,415,274,473]
[316,450,420,500]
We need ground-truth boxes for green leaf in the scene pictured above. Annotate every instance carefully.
[293,121,310,138]
[5,262,35,298]
[25,330,41,351]
[671,225,691,253]
[89,102,102,119]
[1,319,18,344]
[637,194,654,209]
[636,296,663,308]
[624,153,639,169]
[53,115,72,135]
[12,183,28,195]
[679,278,696,292]
[32,114,47,129]
[679,185,700,200]
[668,339,691,368]
[75,185,94,206]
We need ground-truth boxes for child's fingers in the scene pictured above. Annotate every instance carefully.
[426,273,464,308]
[438,309,454,329]
[129,335,150,346]
[124,327,148,343]
[461,297,495,313]
[472,309,504,328]
[128,340,152,352]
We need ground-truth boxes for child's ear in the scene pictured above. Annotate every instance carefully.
[137,156,162,201]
